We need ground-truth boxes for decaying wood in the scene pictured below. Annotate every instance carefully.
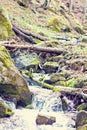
[12,25,49,41]
[56,85,87,99]
[12,26,36,44]
[0,40,16,45]
[0,43,64,54]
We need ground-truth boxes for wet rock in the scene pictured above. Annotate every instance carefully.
[36,114,56,125]
[0,101,14,117]
[76,110,87,129]
[0,5,12,40]
[14,52,41,72]
[0,46,31,106]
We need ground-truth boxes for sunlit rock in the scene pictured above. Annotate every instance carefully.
[36,114,56,125]
[0,46,32,106]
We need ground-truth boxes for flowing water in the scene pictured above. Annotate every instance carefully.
[0,86,76,130]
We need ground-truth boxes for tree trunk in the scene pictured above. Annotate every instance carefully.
[12,25,48,41]
[0,43,64,54]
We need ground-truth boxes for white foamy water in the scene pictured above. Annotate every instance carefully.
[0,87,76,130]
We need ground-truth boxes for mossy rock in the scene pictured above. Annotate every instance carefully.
[77,103,87,111]
[47,17,71,32]
[0,101,14,117]
[0,46,32,106]
[76,110,87,128]
[43,61,58,73]
[0,5,12,40]
[26,104,33,109]
[15,52,41,72]
[48,55,64,62]
[66,78,84,88]
[77,124,87,130]
[50,73,66,83]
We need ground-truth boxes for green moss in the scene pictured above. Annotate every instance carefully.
[47,17,62,32]
[0,46,13,68]
[26,104,33,109]
[53,87,59,92]
[47,16,71,32]
[0,5,12,40]
[41,82,54,90]
[66,78,84,88]
[0,83,19,98]
[55,81,67,86]
[0,101,14,117]
[35,39,41,44]
[77,104,87,111]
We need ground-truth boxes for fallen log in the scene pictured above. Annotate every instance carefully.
[12,25,49,41]
[12,26,36,44]
[0,44,64,54]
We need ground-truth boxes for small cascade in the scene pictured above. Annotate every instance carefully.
[0,87,76,130]
[32,94,62,112]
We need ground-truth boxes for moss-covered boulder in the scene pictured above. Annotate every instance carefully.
[47,17,71,32]
[76,110,87,129]
[0,101,14,117]
[77,124,87,130]
[0,46,31,105]
[77,103,87,111]
[43,61,58,73]
[0,5,12,40]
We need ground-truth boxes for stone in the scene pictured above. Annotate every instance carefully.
[77,124,87,130]
[77,103,87,111]
[36,114,56,125]
[43,61,58,73]
[0,5,12,40]
[0,46,32,106]
[76,110,87,128]
[0,101,14,117]
[14,52,41,72]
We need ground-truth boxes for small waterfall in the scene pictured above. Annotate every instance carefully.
[32,94,62,112]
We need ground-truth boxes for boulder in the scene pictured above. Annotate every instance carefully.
[76,110,87,128]
[14,52,41,72]
[0,46,32,106]
[77,124,87,130]
[0,101,14,117]
[0,5,12,40]
[36,114,56,125]
[77,103,87,111]
[43,61,58,73]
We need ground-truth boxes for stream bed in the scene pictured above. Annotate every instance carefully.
[0,86,76,130]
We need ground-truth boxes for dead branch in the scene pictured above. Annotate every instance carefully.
[0,43,64,54]
[12,26,36,44]
[12,24,49,41]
